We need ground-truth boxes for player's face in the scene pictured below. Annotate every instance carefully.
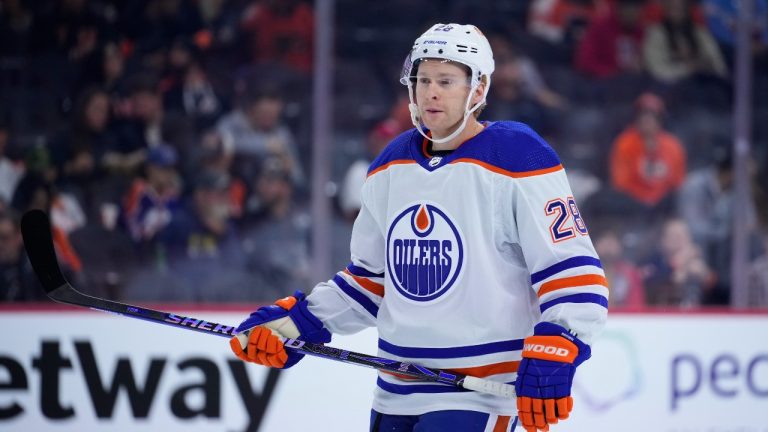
[414,60,481,139]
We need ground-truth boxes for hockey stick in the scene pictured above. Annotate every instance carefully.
[20,209,515,398]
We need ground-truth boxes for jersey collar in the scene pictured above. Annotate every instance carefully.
[413,122,492,172]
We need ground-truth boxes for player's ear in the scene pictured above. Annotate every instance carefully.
[471,77,486,105]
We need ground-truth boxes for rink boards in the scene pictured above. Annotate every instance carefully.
[0,308,766,431]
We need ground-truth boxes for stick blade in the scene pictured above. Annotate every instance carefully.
[20,209,67,293]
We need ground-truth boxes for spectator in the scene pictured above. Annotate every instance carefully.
[150,170,249,301]
[0,0,34,57]
[643,0,707,25]
[161,170,238,260]
[594,229,646,307]
[0,211,43,301]
[69,203,136,301]
[127,74,166,149]
[11,172,84,277]
[528,0,609,57]
[678,149,760,303]
[16,143,84,239]
[241,156,310,300]
[529,0,605,43]
[99,42,127,95]
[163,60,224,130]
[163,37,197,89]
[575,0,647,78]
[240,0,315,73]
[644,218,716,306]
[486,34,570,134]
[73,41,127,105]
[216,85,303,186]
[105,74,166,177]
[188,130,247,220]
[748,231,768,307]
[11,171,54,216]
[30,0,109,106]
[0,122,25,204]
[51,87,115,214]
[193,0,244,49]
[643,0,728,84]
[15,143,87,240]
[609,92,686,213]
[30,0,107,54]
[123,144,183,244]
[120,0,203,56]
[108,73,196,184]
[339,119,399,220]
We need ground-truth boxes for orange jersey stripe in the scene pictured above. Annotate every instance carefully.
[382,360,519,381]
[367,160,417,178]
[538,274,609,297]
[451,361,520,377]
[449,158,563,178]
[493,415,512,432]
[343,269,385,297]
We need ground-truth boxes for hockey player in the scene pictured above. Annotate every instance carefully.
[230,23,608,432]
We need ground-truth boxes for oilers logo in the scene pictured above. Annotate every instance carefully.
[386,203,464,302]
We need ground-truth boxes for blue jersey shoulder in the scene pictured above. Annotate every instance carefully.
[367,128,419,175]
[467,121,561,173]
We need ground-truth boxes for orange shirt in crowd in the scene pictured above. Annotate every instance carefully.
[528,0,610,42]
[610,126,687,205]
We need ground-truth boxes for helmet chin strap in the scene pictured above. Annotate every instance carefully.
[407,77,491,145]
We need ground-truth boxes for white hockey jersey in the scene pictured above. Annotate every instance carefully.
[307,121,608,416]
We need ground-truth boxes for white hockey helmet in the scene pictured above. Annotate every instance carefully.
[400,24,495,144]
[400,23,495,88]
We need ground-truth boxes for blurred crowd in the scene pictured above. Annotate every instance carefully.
[0,0,767,307]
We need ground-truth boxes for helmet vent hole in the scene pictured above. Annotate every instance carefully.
[438,49,443,54]
[423,49,428,53]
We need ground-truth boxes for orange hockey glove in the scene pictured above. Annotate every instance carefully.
[515,322,591,432]
[230,291,331,369]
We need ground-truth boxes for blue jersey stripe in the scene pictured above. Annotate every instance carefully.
[530,256,603,285]
[332,275,379,318]
[377,378,468,395]
[367,129,419,174]
[346,263,384,278]
[379,338,524,359]
[539,293,608,312]
[377,378,516,395]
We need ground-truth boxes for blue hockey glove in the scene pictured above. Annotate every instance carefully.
[515,322,591,432]
[229,291,331,369]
